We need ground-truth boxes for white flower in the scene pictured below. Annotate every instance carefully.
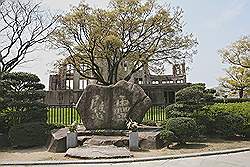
[127,118,138,131]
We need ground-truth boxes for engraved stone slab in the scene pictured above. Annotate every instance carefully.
[76,80,152,130]
[47,128,68,153]
[65,145,132,159]
[84,135,129,147]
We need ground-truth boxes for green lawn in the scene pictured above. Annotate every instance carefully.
[47,107,81,126]
[143,106,168,122]
[47,105,167,125]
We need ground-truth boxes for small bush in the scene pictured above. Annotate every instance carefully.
[0,113,8,133]
[160,130,176,148]
[192,109,246,137]
[142,119,157,126]
[213,111,246,138]
[207,102,250,122]
[0,72,47,132]
[8,122,48,148]
[192,110,214,135]
[242,124,250,139]
[165,103,194,117]
[162,117,198,145]
[47,123,65,131]
[213,98,250,103]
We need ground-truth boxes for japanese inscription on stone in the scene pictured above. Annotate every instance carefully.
[113,96,130,123]
[90,95,105,121]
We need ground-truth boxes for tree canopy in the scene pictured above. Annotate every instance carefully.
[51,0,197,85]
[0,72,47,133]
[218,35,250,98]
[219,66,250,98]
[0,0,57,75]
[219,36,250,69]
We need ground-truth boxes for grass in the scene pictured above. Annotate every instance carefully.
[143,106,168,122]
[47,107,81,126]
[47,105,167,126]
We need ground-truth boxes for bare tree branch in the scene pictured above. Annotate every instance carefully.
[0,0,58,74]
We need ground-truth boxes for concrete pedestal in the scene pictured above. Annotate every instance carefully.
[129,131,139,151]
[66,132,78,149]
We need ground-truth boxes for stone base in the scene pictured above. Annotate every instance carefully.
[66,132,78,149]
[47,128,68,153]
[77,129,129,136]
[65,145,133,159]
[77,136,92,146]
[84,135,128,147]
[129,132,139,151]
[139,131,164,149]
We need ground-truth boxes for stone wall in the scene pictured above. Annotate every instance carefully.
[44,90,83,105]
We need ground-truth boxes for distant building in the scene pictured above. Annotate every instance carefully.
[46,63,190,105]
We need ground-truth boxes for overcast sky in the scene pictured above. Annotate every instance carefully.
[15,0,250,89]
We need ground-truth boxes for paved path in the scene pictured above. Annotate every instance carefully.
[2,151,250,167]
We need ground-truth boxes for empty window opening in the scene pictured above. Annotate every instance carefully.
[79,79,88,89]
[138,78,143,84]
[66,79,74,89]
[152,80,159,84]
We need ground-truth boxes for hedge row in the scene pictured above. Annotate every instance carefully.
[161,102,250,145]
[213,98,250,103]
[207,102,250,122]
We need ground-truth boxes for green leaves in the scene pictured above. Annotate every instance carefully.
[219,36,250,98]
[219,36,250,69]
[0,72,47,130]
[161,117,198,144]
[176,83,215,105]
[51,0,197,85]
[219,66,250,98]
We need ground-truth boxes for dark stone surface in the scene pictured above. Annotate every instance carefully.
[84,135,129,147]
[77,136,92,146]
[76,80,152,130]
[138,125,161,132]
[65,145,132,159]
[77,129,129,136]
[139,131,164,149]
[47,128,69,153]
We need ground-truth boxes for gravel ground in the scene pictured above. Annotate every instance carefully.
[1,139,250,161]
[133,139,250,158]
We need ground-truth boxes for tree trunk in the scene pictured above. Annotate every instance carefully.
[239,89,244,98]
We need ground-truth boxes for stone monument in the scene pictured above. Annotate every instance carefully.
[76,80,151,130]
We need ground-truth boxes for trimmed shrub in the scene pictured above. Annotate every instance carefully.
[213,111,246,138]
[176,83,215,104]
[165,83,216,116]
[47,123,65,131]
[8,122,48,148]
[207,102,250,122]
[213,98,250,103]
[192,109,246,137]
[162,117,198,144]
[0,72,47,132]
[0,113,8,133]
[242,124,250,139]
[160,130,176,148]
[165,103,193,117]
[191,111,211,135]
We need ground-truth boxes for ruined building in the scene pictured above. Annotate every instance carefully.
[46,63,190,105]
